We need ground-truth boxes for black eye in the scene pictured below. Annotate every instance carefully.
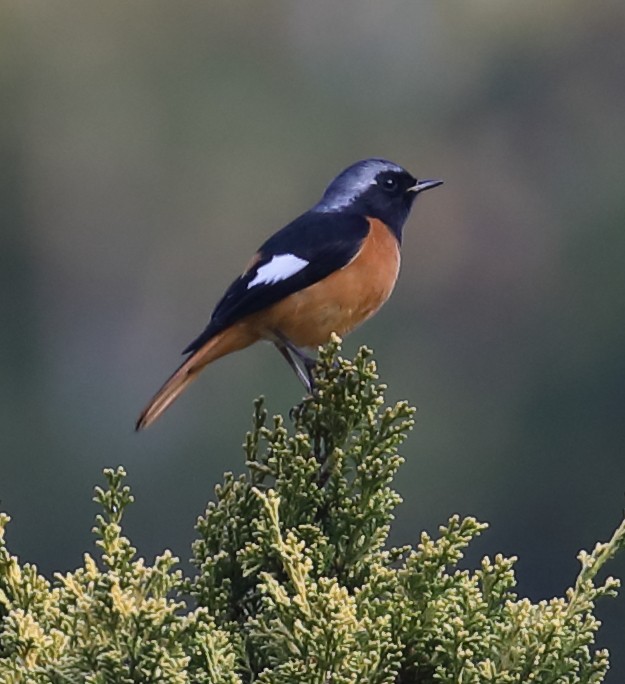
[380,176,398,192]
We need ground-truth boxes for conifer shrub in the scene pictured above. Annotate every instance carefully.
[0,335,623,682]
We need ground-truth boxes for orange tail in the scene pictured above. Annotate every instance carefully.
[135,324,257,431]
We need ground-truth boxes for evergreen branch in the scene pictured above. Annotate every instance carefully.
[0,338,623,682]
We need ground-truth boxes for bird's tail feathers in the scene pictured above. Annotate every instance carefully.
[135,324,255,430]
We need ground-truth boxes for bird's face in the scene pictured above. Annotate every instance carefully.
[314,158,442,241]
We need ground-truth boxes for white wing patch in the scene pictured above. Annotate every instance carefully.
[247,254,309,289]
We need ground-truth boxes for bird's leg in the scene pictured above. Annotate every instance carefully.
[273,342,312,391]
[273,331,317,393]
[274,332,326,460]
[302,357,316,393]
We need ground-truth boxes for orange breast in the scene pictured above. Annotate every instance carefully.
[245,218,401,347]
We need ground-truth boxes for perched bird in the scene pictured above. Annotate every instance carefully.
[136,158,442,430]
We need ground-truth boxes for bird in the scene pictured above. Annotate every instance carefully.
[136,158,442,430]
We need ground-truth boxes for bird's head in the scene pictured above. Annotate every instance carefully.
[314,158,442,241]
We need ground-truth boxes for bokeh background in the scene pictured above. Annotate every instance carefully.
[2,0,624,676]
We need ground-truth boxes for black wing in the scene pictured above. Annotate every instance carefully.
[182,211,370,354]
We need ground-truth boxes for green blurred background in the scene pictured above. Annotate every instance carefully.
[2,0,624,676]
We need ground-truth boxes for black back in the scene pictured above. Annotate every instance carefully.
[183,211,370,354]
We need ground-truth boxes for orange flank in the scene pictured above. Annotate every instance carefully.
[248,218,400,347]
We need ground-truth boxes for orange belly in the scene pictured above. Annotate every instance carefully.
[245,217,401,347]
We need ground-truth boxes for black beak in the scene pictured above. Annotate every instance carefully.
[408,178,444,194]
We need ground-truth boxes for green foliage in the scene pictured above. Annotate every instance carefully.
[0,468,239,684]
[1,335,624,682]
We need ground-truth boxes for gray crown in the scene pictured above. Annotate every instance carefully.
[314,158,407,213]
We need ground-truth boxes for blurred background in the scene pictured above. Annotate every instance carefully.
[1,0,624,676]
